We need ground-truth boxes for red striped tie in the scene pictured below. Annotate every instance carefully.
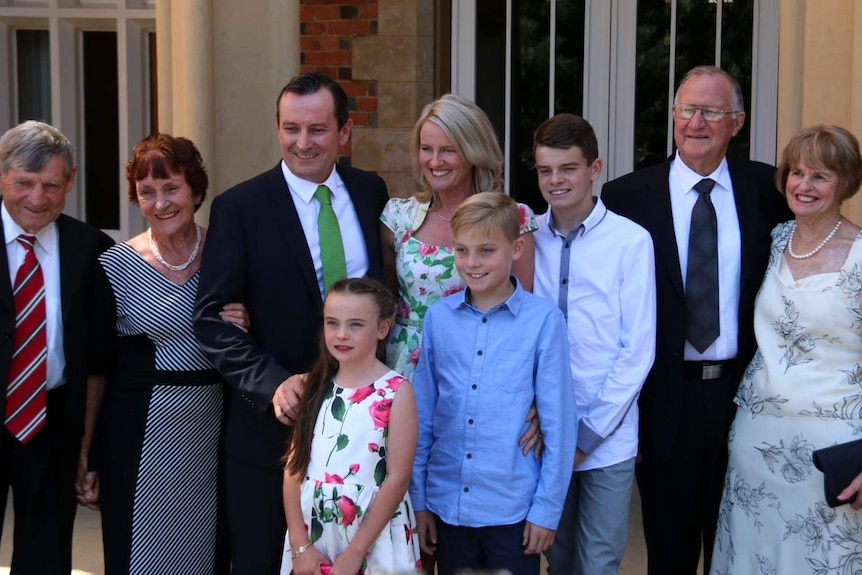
[5,235,47,444]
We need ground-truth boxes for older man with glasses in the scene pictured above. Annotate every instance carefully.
[601,66,792,575]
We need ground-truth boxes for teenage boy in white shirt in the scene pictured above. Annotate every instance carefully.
[532,113,657,575]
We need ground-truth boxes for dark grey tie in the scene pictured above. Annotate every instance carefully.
[686,178,719,353]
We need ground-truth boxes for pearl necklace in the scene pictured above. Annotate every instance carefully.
[149,225,202,271]
[787,219,842,260]
[434,211,452,222]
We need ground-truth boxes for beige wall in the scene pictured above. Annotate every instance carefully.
[156,0,300,223]
[778,0,862,221]
[351,0,435,198]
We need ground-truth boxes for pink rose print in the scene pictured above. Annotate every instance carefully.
[419,244,439,257]
[324,472,344,484]
[348,385,375,404]
[349,463,360,475]
[397,299,411,319]
[385,375,403,392]
[338,495,358,526]
[443,285,467,297]
[401,230,412,243]
[518,205,529,231]
[369,398,394,430]
[367,442,379,453]
[410,347,421,367]
[405,524,412,544]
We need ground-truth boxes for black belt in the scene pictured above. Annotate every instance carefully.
[683,359,735,380]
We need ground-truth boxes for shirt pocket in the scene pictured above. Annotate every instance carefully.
[492,348,534,394]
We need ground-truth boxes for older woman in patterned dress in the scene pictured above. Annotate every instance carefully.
[82,134,247,575]
[711,126,862,575]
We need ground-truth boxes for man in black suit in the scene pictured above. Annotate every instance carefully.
[194,72,389,574]
[0,121,114,573]
[602,66,791,574]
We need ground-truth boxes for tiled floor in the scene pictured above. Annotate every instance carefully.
[0,488,650,574]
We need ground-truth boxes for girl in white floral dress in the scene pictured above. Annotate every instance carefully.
[281,278,421,575]
[711,126,862,575]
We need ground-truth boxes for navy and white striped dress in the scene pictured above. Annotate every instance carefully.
[96,243,227,575]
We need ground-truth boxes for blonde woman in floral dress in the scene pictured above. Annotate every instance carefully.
[381,94,537,379]
[711,126,862,575]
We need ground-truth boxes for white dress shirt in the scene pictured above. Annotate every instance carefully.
[2,203,65,389]
[281,162,369,298]
[669,153,741,360]
[534,198,656,471]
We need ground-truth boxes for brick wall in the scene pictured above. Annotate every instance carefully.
[300,0,379,161]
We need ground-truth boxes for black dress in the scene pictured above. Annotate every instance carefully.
[96,243,227,575]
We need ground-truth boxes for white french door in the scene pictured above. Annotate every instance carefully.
[451,0,779,209]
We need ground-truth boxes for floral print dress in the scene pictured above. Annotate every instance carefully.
[280,371,421,574]
[711,222,862,575]
[381,197,537,379]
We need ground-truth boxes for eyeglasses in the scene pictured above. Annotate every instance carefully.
[673,105,739,123]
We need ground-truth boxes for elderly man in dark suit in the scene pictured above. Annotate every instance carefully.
[0,121,113,574]
[194,72,389,574]
[601,66,791,574]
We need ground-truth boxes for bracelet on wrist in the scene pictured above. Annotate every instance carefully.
[290,542,311,559]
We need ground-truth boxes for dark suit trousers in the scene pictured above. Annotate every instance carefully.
[226,453,286,575]
[0,386,76,575]
[636,370,738,575]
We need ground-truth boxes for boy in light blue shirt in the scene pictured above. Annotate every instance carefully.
[410,191,577,575]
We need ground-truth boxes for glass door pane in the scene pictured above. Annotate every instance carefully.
[16,30,51,124]
[634,0,671,169]
[474,0,585,212]
[633,0,754,172]
[82,31,119,230]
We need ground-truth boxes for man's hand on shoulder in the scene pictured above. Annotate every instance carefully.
[273,374,305,425]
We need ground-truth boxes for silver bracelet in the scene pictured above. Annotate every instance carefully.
[290,543,310,559]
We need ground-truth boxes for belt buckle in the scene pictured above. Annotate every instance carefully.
[702,363,722,380]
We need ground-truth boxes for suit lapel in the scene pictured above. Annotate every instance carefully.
[56,215,85,330]
[730,159,756,307]
[338,165,379,270]
[266,165,324,307]
[650,166,685,298]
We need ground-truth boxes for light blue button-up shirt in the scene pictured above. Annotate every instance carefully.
[410,278,576,530]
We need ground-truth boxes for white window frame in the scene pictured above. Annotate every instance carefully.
[0,1,155,241]
[451,0,780,189]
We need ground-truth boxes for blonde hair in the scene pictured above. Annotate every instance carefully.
[451,191,520,243]
[777,125,862,202]
[412,94,503,205]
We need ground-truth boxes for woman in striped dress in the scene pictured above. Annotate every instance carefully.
[86,134,247,574]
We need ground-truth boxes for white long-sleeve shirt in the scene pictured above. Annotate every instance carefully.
[534,197,656,471]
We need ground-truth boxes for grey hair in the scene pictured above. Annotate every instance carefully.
[673,65,745,114]
[0,121,75,178]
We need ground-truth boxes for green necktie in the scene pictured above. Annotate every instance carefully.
[314,184,347,293]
